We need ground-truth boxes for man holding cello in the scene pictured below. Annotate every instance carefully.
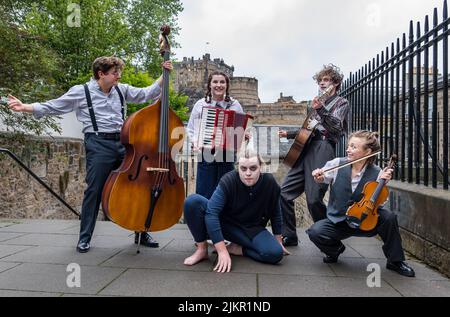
[307,130,415,277]
[7,56,173,253]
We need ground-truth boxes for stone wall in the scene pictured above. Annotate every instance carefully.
[0,132,84,220]
[245,103,307,125]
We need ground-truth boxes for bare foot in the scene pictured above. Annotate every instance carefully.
[184,248,208,266]
[227,243,243,256]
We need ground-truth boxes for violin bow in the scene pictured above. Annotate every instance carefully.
[322,150,382,174]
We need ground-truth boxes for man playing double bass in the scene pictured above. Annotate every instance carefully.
[279,64,349,247]
[8,56,172,253]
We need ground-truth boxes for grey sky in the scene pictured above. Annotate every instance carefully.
[174,0,446,102]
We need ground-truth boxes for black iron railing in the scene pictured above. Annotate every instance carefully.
[339,0,449,190]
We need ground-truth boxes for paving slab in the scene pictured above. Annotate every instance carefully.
[101,248,217,272]
[0,219,448,297]
[230,254,336,277]
[0,262,20,273]
[99,269,257,297]
[0,263,125,295]
[0,220,77,234]
[160,238,197,253]
[59,221,130,236]
[258,274,402,297]
[2,233,79,247]
[0,290,62,297]
[385,278,450,297]
[285,243,363,259]
[1,245,122,266]
[0,245,34,259]
[347,244,387,259]
[0,232,25,242]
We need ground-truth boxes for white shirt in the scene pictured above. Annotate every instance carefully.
[186,98,243,145]
[322,157,383,192]
[32,78,161,133]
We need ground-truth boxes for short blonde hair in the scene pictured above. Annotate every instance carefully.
[349,130,381,165]
[239,149,263,166]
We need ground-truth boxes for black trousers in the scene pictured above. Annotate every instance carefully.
[79,134,124,243]
[306,208,406,262]
[280,140,335,239]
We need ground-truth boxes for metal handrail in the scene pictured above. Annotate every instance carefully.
[0,147,80,218]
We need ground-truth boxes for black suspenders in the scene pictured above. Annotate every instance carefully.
[83,84,125,133]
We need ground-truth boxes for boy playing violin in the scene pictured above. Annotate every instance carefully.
[307,130,415,277]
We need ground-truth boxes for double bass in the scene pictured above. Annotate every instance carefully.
[102,25,185,245]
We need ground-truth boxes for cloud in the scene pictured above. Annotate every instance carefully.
[176,0,445,102]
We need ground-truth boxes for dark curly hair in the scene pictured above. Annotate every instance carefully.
[205,71,231,103]
[92,56,124,80]
[313,64,344,91]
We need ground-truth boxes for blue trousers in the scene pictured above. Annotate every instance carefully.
[184,194,283,264]
[195,151,235,199]
[79,134,124,243]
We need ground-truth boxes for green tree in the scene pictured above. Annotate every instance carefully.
[0,6,62,135]
[0,0,185,135]
[24,0,183,86]
[119,67,188,121]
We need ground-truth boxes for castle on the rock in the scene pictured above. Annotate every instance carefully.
[174,54,309,124]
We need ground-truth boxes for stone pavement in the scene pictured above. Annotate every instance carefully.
[0,218,449,297]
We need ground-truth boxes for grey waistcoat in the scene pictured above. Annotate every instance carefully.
[327,161,381,223]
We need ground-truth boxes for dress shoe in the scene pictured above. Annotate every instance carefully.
[282,236,299,247]
[76,241,90,253]
[323,245,346,263]
[386,261,416,277]
[135,232,159,248]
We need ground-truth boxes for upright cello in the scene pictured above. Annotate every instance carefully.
[102,25,185,242]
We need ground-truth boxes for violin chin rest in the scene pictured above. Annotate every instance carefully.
[346,215,363,229]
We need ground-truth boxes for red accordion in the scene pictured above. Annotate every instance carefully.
[197,107,253,151]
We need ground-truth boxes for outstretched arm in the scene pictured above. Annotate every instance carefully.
[7,95,33,113]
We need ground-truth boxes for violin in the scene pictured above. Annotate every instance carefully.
[345,154,397,231]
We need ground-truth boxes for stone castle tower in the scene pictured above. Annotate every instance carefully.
[173,54,259,108]
[174,54,307,125]
[230,77,260,106]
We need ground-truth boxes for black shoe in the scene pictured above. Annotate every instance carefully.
[76,241,90,253]
[386,261,416,277]
[323,245,346,263]
[135,232,159,248]
[282,236,299,247]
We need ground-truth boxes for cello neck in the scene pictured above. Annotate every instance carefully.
[159,26,171,153]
